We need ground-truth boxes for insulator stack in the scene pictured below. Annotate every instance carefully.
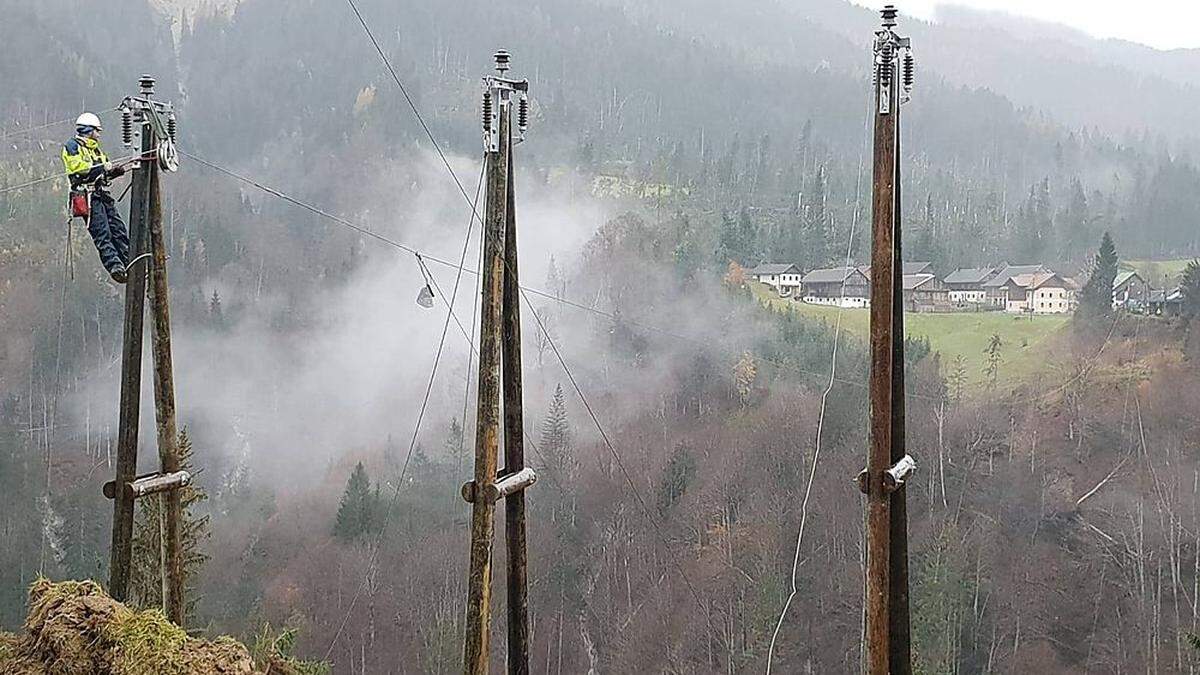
[167,114,177,143]
[878,43,894,86]
[902,51,915,90]
[517,96,529,131]
[483,91,493,132]
[494,49,511,73]
[881,5,898,28]
[121,107,134,146]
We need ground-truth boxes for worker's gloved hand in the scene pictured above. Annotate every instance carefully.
[107,164,126,178]
[103,162,113,172]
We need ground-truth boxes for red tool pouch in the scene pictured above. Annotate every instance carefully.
[69,189,90,218]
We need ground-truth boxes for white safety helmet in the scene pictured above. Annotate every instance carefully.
[75,112,103,130]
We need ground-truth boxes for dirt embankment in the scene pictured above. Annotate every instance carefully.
[0,579,304,674]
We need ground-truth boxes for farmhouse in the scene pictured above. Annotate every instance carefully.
[801,266,871,308]
[1113,270,1150,309]
[746,263,802,297]
[1148,287,1184,316]
[1000,272,1077,314]
[903,273,951,312]
[983,264,1049,306]
[943,267,997,304]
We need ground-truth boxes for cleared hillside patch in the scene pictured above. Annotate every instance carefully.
[751,282,1070,385]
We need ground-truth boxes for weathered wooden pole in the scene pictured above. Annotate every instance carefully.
[861,7,915,673]
[865,34,897,672]
[109,78,155,603]
[145,144,184,627]
[888,65,912,675]
[463,62,510,675]
[501,122,531,675]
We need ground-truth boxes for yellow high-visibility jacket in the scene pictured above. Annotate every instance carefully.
[61,135,109,188]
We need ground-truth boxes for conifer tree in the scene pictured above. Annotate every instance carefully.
[333,462,379,542]
[1078,231,1119,322]
[209,289,224,328]
[983,333,1004,387]
[1181,259,1200,320]
[129,428,211,618]
[539,385,573,485]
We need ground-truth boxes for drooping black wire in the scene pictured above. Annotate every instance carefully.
[320,160,486,659]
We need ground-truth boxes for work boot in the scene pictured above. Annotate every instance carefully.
[110,265,128,284]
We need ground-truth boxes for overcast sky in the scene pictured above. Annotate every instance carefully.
[855,1,1200,50]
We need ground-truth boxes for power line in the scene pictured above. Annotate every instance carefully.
[341,0,718,627]
[0,107,120,142]
[180,149,478,349]
[181,146,946,412]
[321,160,486,660]
[343,0,482,219]
[766,89,875,673]
[515,282,716,613]
[0,148,159,196]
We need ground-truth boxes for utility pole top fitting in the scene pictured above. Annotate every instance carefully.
[881,5,898,28]
[494,50,511,73]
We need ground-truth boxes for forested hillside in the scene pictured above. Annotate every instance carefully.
[3,0,1200,672]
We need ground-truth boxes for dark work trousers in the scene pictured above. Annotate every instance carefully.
[87,191,129,273]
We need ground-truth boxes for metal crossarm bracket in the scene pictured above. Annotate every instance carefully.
[461,467,538,504]
[103,470,191,500]
[482,51,531,152]
[884,454,916,491]
[855,455,916,494]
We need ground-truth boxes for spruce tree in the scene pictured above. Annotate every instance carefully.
[983,333,1004,387]
[1182,259,1200,320]
[1078,231,1119,322]
[209,289,224,328]
[129,428,211,618]
[539,385,573,484]
[333,462,379,542]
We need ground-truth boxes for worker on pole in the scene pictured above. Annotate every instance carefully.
[62,112,130,283]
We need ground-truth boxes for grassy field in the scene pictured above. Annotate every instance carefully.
[1124,259,1195,286]
[752,283,1070,385]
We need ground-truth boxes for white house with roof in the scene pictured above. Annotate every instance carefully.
[983,264,1050,307]
[943,267,998,304]
[1001,272,1077,314]
[801,266,871,308]
[747,263,803,297]
[1113,270,1149,309]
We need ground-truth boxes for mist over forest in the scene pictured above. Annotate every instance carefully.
[3,0,1200,672]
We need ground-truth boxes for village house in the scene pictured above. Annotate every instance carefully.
[1148,287,1184,316]
[1000,271,1077,314]
[801,266,871,308]
[746,263,802,297]
[943,267,997,304]
[983,264,1049,306]
[1113,270,1150,309]
[903,273,951,312]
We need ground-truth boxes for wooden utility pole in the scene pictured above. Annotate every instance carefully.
[860,7,915,674]
[109,79,154,603]
[462,50,535,675]
[106,74,187,625]
[146,137,185,626]
[501,120,531,672]
[889,48,912,673]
